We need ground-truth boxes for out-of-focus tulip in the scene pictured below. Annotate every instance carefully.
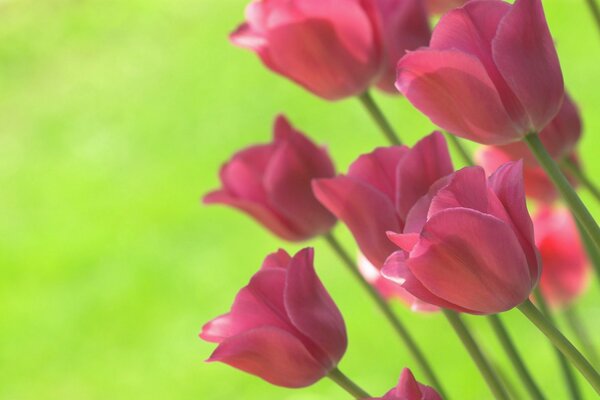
[382,162,540,314]
[369,368,443,399]
[425,0,468,15]
[200,248,347,388]
[204,115,336,241]
[374,0,431,93]
[230,0,383,100]
[358,253,438,312]
[313,132,453,268]
[534,207,589,309]
[397,0,564,145]
[477,95,582,202]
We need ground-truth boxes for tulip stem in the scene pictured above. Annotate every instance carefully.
[574,215,600,293]
[564,306,600,368]
[358,91,402,145]
[585,0,600,37]
[442,310,509,400]
[328,367,370,399]
[487,314,546,400]
[323,233,447,398]
[518,299,600,394]
[533,290,582,399]
[445,133,475,166]
[562,157,600,204]
[524,133,600,250]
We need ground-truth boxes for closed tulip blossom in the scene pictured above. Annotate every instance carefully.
[382,162,541,314]
[477,94,582,202]
[534,207,589,309]
[200,248,347,388]
[203,115,336,242]
[313,132,454,268]
[370,368,442,399]
[397,0,564,145]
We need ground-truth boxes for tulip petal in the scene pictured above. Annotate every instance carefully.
[410,208,532,313]
[396,132,454,220]
[261,248,292,270]
[493,0,564,131]
[427,166,488,218]
[207,326,327,388]
[284,248,346,366]
[387,232,420,252]
[313,176,400,267]
[397,49,520,145]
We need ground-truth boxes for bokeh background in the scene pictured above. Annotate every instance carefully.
[1,0,599,398]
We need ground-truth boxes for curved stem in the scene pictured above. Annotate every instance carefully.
[442,310,509,400]
[445,133,475,166]
[323,233,447,398]
[524,133,600,250]
[564,306,600,367]
[562,157,600,204]
[328,368,370,398]
[574,215,600,292]
[358,91,402,145]
[585,0,600,37]
[487,314,546,400]
[518,299,600,394]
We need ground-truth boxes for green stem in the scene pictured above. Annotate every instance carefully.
[574,215,600,291]
[445,133,475,166]
[442,310,509,400]
[533,290,582,399]
[358,91,402,145]
[487,314,546,400]
[323,233,447,398]
[564,306,600,367]
[524,133,600,250]
[585,0,600,37]
[518,299,600,394]
[562,157,600,204]
[327,368,370,398]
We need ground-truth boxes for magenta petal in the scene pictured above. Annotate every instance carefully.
[261,248,292,270]
[207,326,327,388]
[493,0,564,132]
[284,248,347,367]
[427,166,488,218]
[387,232,419,252]
[410,208,533,314]
[313,176,400,267]
[396,132,454,220]
[397,49,519,145]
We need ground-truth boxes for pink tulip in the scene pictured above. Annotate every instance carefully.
[230,0,383,100]
[397,0,564,145]
[374,0,431,94]
[200,248,347,388]
[369,368,442,399]
[358,253,439,312]
[204,115,336,241]
[382,162,540,314]
[425,0,468,15]
[477,95,582,202]
[534,207,589,309]
[313,132,453,268]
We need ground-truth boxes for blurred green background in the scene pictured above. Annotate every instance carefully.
[0,0,599,398]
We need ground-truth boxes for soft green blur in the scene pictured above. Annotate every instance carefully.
[0,0,599,398]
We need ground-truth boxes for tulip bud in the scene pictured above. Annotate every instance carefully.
[397,0,564,145]
[200,248,347,388]
[204,115,336,241]
[369,368,442,399]
[382,162,540,314]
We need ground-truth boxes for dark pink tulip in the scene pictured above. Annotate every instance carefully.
[204,115,336,241]
[425,0,468,15]
[397,0,564,145]
[230,0,383,100]
[369,368,442,399]
[382,162,540,314]
[534,207,589,309]
[477,95,582,202]
[200,248,347,388]
[374,0,431,93]
[313,132,453,268]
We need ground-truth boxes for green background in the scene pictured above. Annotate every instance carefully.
[1,0,599,398]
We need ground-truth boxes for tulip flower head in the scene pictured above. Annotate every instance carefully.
[369,368,442,399]
[397,0,564,145]
[204,115,336,242]
[313,132,454,268]
[534,207,589,309]
[200,248,347,388]
[382,162,540,314]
